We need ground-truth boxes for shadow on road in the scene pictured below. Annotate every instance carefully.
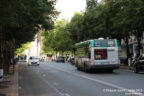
[76,69,120,75]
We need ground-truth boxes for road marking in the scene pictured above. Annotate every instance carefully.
[53,82,59,86]
[41,77,67,96]
[64,93,71,96]
[37,70,71,96]
[48,65,144,96]
[42,74,46,77]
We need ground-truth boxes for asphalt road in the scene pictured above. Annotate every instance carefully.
[18,61,144,96]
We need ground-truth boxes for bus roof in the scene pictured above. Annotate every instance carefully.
[75,39,117,47]
[75,40,92,47]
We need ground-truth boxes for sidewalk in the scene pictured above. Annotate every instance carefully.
[0,64,18,96]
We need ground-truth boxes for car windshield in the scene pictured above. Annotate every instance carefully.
[30,57,39,60]
[33,58,39,60]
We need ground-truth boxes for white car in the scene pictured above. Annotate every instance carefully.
[28,57,40,66]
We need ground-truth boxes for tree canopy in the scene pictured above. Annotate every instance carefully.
[0,0,58,49]
[42,0,144,61]
[42,19,73,55]
[0,0,58,73]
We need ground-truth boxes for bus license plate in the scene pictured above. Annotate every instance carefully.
[102,62,109,64]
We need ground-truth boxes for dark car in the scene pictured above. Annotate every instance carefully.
[133,55,144,73]
[69,56,75,65]
[56,56,65,62]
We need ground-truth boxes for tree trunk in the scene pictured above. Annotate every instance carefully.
[137,30,142,57]
[56,50,57,59]
[125,36,130,66]
[62,51,64,56]
[0,40,2,69]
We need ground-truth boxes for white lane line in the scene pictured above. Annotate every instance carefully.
[64,93,71,96]
[53,82,59,86]
[42,74,46,77]
[48,65,144,96]
[42,77,64,96]
[37,70,71,96]
[42,77,72,96]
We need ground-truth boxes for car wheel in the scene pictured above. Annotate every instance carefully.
[134,67,139,73]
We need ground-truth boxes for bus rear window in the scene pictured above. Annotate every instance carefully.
[94,40,115,47]
[94,49,107,60]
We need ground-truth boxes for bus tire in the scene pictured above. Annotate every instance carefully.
[108,69,113,73]
[76,63,80,70]
[84,63,89,72]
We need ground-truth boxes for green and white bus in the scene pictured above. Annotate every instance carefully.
[75,38,120,72]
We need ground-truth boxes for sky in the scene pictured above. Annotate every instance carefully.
[56,0,102,21]
[56,0,86,21]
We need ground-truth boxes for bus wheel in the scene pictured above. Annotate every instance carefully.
[108,69,113,73]
[83,64,87,72]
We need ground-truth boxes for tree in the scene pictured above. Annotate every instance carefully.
[15,42,30,55]
[42,19,73,56]
[129,0,144,56]
[67,12,85,43]
[0,0,58,73]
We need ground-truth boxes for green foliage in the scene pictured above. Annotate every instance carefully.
[15,42,30,55]
[67,0,144,43]
[0,0,58,50]
[42,19,73,54]
[67,12,84,43]
[42,0,144,57]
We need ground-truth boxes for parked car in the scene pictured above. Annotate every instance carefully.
[28,57,40,66]
[56,56,65,62]
[133,54,144,73]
